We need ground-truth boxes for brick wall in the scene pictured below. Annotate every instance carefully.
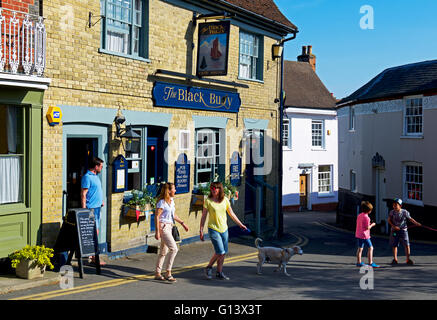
[42,0,282,252]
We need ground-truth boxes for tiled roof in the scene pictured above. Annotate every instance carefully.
[283,61,336,110]
[338,59,437,106]
[223,0,297,30]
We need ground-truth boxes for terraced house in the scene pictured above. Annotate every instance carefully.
[0,0,298,259]
[336,59,437,241]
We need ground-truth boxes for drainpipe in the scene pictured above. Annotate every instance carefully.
[278,32,297,238]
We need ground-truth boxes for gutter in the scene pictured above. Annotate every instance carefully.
[278,32,297,237]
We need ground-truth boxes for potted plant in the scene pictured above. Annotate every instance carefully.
[8,245,54,279]
[124,188,157,221]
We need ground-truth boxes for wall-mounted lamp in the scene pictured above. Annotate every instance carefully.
[272,43,283,60]
[114,115,141,152]
[88,12,104,28]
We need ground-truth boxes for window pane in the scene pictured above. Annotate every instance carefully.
[0,106,24,205]
[239,31,261,80]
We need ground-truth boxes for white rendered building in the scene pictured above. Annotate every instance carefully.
[282,46,338,212]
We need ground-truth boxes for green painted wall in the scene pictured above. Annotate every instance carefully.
[0,86,43,258]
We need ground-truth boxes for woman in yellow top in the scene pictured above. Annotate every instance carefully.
[200,182,247,280]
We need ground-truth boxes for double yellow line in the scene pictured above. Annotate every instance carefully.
[12,235,308,300]
[11,251,259,300]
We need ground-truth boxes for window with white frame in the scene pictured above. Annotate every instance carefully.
[404,97,423,135]
[282,118,290,147]
[195,129,221,184]
[318,165,332,193]
[350,170,356,192]
[312,120,324,148]
[404,164,423,202]
[179,130,190,151]
[239,31,263,80]
[349,106,355,131]
[100,0,147,58]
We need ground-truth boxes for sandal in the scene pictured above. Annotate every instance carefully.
[154,274,166,281]
[391,259,398,265]
[165,275,177,282]
[406,259,414,265]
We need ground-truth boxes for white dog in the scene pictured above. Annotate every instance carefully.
[255,238,303,276]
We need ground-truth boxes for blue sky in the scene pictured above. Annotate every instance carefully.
[275,0,437,99]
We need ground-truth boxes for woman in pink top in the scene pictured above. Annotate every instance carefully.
[355,201,379,268]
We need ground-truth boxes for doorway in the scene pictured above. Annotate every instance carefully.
[299,174,308,210]
[63,124,108,253]
[66,138,97,210]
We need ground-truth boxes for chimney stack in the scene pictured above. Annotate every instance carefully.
[297,45,316,72]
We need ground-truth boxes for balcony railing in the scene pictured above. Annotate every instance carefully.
[0,8,46,77]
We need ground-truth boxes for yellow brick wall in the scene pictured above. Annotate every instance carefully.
[42,0,281,251]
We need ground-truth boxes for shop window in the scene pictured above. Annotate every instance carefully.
[100,0,148,59]
[0,106,24,205]
[195,129,223,184]
[239,30,263,81]
[125,126,166,191]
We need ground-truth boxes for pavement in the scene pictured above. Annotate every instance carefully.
[0,219,297,297]
[1,210,436,299]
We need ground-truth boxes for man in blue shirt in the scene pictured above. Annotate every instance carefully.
[81,157,105,265]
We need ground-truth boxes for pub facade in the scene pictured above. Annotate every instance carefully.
[38,0,297,257]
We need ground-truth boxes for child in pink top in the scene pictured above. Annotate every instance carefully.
[355,201,379,268]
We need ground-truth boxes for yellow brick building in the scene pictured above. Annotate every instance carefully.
[41,0,297,257]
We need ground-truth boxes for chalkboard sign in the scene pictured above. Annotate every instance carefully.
[53,208,101,278]
[175,153,190,194]
[230,151,241,186]
[75,209,99,257]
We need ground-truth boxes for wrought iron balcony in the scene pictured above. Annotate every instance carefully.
[0,8,46,77]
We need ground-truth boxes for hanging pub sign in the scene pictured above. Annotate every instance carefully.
[153,81,241,113]
[196,20,230,77]
[230,151,241,186]
[112,155,128,193]
[175,153,190,194]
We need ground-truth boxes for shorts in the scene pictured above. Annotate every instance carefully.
[91,207,101,231]
[208,228,229,255]
[356,238,373,248]
[390,229,410,247]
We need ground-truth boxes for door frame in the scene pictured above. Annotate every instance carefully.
[62,124,109,253]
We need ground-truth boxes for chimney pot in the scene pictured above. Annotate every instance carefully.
[301,46,307,55]
[308,45,312,55]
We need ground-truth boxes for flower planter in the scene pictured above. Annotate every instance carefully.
[124,204,153,221]
[15,259,46,280]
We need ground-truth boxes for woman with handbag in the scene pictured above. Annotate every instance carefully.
[200,182,247,280]
[154,182,188,282]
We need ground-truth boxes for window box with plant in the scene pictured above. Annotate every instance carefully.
[123,188,157,221]
[191,174,239,208]
[8,245,54,279]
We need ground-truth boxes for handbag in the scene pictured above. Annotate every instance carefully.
[171,208,181,242]
[172,225,181,242]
